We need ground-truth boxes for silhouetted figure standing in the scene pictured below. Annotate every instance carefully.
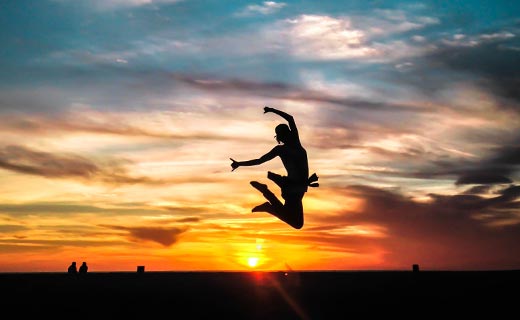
[68,261,77,274]
[230,106,318,229]
[79,262,88,274]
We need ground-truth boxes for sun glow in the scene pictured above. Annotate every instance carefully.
[248,257,259,268]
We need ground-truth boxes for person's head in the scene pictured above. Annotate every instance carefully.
[275,124,290,144]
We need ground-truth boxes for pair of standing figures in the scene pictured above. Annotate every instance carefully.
[68,261,88,274]
[230,106,318,229]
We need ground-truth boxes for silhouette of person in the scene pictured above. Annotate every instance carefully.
[230,106,318,229]
[68,261,77,274]
[79,262,88,274]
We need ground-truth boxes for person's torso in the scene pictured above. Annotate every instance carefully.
[278,144,309,182]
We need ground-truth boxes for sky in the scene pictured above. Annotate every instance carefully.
[0,0,519,272]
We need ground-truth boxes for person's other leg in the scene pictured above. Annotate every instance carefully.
[280,195,304,229]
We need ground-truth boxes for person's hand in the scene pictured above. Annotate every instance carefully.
[230,158,239,172]
[264,106,272,114]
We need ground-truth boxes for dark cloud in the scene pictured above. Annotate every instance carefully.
[494,184,520,203]
[102,225,188,246]
[325,184,520,269]
[455,143,520,185]
[374,24,520,120]
[426,30,520,109]
[462,185,493,195]
[456,173,512,185]
[0,225,29,233]
[0,144,162,185]
[311,135,519,188]
[176,217,200,223]
[493,145,520,165]
[0,145,97,178]
[379,140,520,186]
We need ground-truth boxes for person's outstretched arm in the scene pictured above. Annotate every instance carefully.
[230,147,278,171]
[264,106,300,142]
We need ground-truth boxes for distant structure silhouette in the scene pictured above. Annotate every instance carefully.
[79,262,88,274]
[67,261,77,274]
[231,106,318,229]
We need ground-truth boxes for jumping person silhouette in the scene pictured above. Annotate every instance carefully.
[230,106,318,229]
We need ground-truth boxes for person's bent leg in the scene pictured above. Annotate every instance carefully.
[252,202,272,213]
[250,181,283,208]
[250,182,304,229]
[267,171,285,189]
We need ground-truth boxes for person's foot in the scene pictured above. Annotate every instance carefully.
[252,202,271,212]
[250,181,268,193]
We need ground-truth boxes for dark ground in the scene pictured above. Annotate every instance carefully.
[2,270,518,319]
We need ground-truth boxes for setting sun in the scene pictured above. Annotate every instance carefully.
[248,257,259,268]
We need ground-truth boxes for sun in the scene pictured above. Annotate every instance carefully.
[247,257,259,268]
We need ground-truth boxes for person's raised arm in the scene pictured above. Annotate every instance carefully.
[230,147,279,172]
[264,106,300,142]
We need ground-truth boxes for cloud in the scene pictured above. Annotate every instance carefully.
[236,1,286,16]
[455,174,512,185]
[271,15,379,60]
[173,74,423,112]
[326,184,520,269]
[462,185,493,195]
[175,217,200,223]
[0,112,246,142]
[0,145,161,185]
[0,225,29,233]
[0,238,129,253]
[359,9,440,36]
[0,243,58,254]
[62,12,436,64]
[102,224,187,246]
[0,201,172,217]
[454,144,520,185]
[56,0,183,11]
[428,29,520,107]
[256,12,438,61]
[441,31,515,47]
[492,144,520,165]
[0,87,77,114]
[376,140,520,187]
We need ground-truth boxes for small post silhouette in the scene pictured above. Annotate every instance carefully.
[413,264,420,272]
[137,266,145,273]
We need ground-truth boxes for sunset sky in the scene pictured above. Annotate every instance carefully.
[1,0,519,272]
